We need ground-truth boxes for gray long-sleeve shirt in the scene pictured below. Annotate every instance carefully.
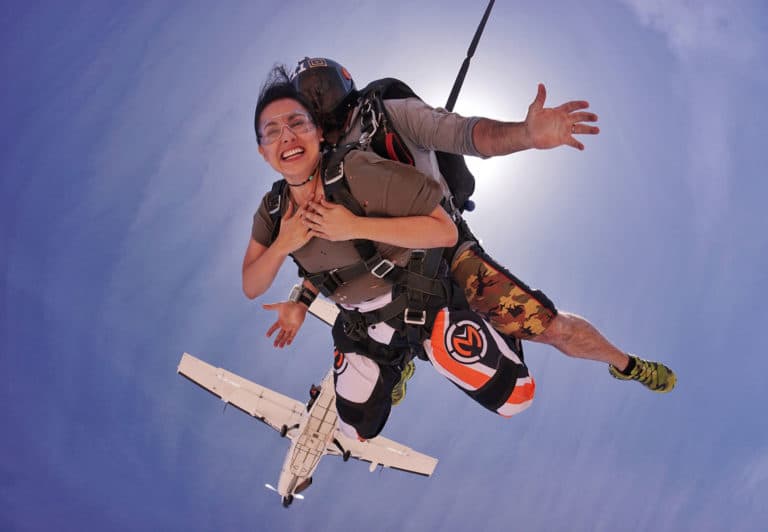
[339,97,484,199]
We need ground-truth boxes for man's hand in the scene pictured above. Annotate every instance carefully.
[525,83,599,151]
[273,201,312,254]
[263,300,308,348]
[303,198,358,241]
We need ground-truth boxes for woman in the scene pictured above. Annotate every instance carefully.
[243,69,461,437]
[244,68,535,440]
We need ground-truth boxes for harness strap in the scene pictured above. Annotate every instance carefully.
[267,179,287,244]
[337,247,452,362]
[338,294,444,364]
[305,252,396,297]
[333,317,412,367]
[323,143,384,262]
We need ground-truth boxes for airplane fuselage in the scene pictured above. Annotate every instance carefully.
[277,371,337,498]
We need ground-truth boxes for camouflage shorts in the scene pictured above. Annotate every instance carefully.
[451,245,557,339]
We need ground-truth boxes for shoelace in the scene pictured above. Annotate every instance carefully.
[635,361,659,387]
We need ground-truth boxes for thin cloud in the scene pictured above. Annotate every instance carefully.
[620,0,766,241]
[620,0,763,66]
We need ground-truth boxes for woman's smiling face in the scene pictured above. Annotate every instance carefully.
[257,98,323,182]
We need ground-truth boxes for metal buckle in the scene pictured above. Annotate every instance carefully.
[409,249,426,262]
[288,284,302,303]
[358,100,379,148]
[327,269,344,288]
[325,160,344,185]
[268,194,281,215]
[403,308,426,325]
[370,259,395,279]
[447,195,461,222]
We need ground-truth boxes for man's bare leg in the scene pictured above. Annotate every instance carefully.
[529,311,630,370]
[530,311,676,393]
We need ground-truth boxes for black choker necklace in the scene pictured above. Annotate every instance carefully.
[287,174,313,187]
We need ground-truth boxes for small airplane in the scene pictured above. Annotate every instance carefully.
[178,352,438,508]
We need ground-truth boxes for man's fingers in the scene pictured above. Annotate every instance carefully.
[556,100,590,113]
[569,111,599,124]
[530,83,546,110]
[572,123,600,135]
[566,137,585,151]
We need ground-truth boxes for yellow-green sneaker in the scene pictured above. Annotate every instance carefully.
[609,355,676,393]
[391,360,416,406]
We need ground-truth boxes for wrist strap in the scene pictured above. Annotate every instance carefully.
[298,286,317,307]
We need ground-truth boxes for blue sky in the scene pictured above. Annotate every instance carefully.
[2,1,767,530]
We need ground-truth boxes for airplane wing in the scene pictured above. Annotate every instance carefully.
[331,431,438,477]
[178,353,305,439]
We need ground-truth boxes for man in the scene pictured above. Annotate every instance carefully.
[291,57,676,394]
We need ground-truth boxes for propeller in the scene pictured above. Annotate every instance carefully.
[264,484,304,499]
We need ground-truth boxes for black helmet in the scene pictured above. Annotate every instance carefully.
[291,57,357,128]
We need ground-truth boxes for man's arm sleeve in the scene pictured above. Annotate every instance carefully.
[385,98,485,158]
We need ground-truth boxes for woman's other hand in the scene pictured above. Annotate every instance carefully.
[263,300,308,348]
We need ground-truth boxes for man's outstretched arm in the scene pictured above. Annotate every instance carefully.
[472,83,599,155]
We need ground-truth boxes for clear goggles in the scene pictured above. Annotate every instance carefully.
[257,110,316,145]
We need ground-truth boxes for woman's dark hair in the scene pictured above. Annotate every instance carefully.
[254,65,319,145]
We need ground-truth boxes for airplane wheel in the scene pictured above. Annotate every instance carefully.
[309,385,320,398]
[282,495,293,508]
[280,425,288,438]
[343,450,351,462]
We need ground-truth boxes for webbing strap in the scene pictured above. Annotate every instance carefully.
[337,247,450,359]
[266,179,287,245]
[305,253,397,297]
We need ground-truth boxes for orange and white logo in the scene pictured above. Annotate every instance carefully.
[333,348,348,374]
[444,320,487,364]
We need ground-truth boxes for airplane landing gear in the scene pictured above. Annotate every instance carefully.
[333,438,352,462]
[282,494,293,508]
[280,425,288,438]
